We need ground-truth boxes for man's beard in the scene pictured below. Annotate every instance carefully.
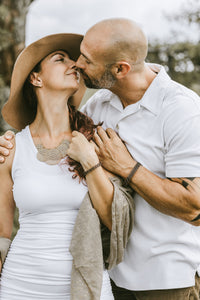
[80,68,116,89]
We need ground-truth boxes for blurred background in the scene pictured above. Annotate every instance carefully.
[0,0,199,237]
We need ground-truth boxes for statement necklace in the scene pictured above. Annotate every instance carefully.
[36,139,70,165]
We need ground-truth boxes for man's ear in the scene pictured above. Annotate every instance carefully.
[29,72,43,87]
[112,61,131,79]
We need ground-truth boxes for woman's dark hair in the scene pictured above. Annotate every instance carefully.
[23,62,99,182]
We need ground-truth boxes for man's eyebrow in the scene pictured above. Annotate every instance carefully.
[80,52,91,61]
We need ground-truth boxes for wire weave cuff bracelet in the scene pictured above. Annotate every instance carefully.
[123,162,141,187]
[83,162,101,177]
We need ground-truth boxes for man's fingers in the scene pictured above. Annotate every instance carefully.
[4,130,15,141]
[0,137,13,149]
[106,128,119,139]
[97,126,110,143]
[93,131,103,147]
[0,146,10,155]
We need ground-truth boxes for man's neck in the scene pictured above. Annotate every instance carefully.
[110,64,157,108]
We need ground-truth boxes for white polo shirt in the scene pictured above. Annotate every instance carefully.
[81,64,200,291]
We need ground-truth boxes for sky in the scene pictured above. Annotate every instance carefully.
[25,0,194,46]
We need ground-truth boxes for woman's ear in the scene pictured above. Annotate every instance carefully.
[29,72,43,87]
[113,61,131,79]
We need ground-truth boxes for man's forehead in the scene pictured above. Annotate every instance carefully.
[82,35,104,55]
[80,37,97,59]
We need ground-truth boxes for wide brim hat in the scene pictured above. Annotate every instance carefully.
[1,33,83,130]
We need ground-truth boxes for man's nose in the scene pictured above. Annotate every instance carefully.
[76,56,84,69]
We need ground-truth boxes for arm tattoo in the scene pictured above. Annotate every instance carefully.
[168,177,200,223]
[181,177,195,189]
[168,177,196,190]
[191,214,200,222]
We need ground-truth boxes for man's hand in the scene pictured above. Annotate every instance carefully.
[93,127,135,177]
[0,131,15,163]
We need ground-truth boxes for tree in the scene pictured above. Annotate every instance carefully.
[173,0,200,30]
[147,42,200,94]
[147,0,200,95]
[0,0,34,134]
[0,0,34,238]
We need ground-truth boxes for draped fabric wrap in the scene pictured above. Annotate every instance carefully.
[70,176,135,300]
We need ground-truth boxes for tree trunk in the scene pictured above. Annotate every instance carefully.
[0,0,34,134]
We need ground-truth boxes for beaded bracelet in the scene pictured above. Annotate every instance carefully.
[123,162,141,187]
[83,162,101,177]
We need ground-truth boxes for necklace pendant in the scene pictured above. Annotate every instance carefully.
[36,139,70,165]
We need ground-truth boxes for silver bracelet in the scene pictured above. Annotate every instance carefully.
[83,162,101,177]
[0,236,11,265]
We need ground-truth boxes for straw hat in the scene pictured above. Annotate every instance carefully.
[1,33,83,130]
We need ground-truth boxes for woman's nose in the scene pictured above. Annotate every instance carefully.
[69,60,76,69]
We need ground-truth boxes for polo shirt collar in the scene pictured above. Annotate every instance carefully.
[140,63,171,115]
[109,63,171,115]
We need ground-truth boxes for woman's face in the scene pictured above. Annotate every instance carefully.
[35,50,80,94]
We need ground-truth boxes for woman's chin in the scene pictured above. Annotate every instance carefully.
[68,85,79,96]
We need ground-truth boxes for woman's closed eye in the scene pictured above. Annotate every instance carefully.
[56,57,65,62]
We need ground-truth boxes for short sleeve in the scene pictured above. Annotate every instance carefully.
[164,99,200,178]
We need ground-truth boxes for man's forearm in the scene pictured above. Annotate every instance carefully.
[94,126,200,225]
[124,162,200,226]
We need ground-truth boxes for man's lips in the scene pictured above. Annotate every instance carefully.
[80,71,89,79]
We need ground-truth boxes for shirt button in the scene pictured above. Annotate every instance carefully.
[116,124,119,129]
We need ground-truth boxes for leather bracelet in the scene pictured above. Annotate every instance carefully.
[83,162,101,177]
[123,162,141,186]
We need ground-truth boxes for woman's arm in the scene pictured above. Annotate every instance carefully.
[67,131,114,230]
[0,138,16,272]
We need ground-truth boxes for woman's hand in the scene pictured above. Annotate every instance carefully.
[68,131,114,229]
[67,131,99,170]
[0,259,2,273]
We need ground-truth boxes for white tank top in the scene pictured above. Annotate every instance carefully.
[12,126,88,217]
[1,126,113,299]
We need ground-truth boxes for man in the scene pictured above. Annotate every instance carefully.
[1,18,200,299]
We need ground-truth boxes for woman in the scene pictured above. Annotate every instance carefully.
[0,33,116,299]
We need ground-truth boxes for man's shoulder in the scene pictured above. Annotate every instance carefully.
[163,81,200,114]
[160,82,200,137]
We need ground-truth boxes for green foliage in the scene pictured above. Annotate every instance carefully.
[172,0,200,28]
[147,41,200,94]
[147,0,200,95]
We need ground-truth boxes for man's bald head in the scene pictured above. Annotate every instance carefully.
[84,18,148,67]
